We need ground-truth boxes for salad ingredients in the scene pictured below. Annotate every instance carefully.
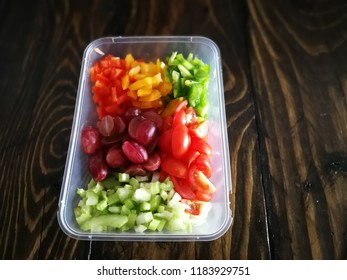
[77,51,215,233]
[74,173,211,232]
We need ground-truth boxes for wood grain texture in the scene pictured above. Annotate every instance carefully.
[247,0,347,259]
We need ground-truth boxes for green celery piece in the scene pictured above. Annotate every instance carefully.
[76,188,86,198]
[80,214,128,231]
[150,181,160,195]
[100,176,119,189]
[116,187,131,203]
[150,195,162,212]
[121,204,131,215]
[126,212,137,229]
[160,181,173,191]
[129,177,140,189]
[75,213,92,226]
[108,205,121,214]
[118,172,130,182]
[134,224,147,233]
[96,196,108,211]
[148,218,161,231]
[90,182,103,193]
[87,178,97,189]
[157,219,166,232]
[133,188,151,202]
[124,198,135,210]
[86,190,99,206]
[160,190,168,201]
[107,192,119,205]
[139,201,151,212]
[157,204,165,213]
[136,212,153,225]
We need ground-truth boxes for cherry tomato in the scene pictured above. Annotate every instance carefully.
[188,120,208,139]
[161,156,188,178]
[188,165,216,194]
[160,115,173,133]
[172,124,191,158]
[171,176,196,200]
[158,128,173,154]
[192,154,212,178]
[172,108,187,128]
[184,149,200,167]
[195,191,212,202]
[181,199,200,215]
[190,137,212,156]
[184,106,198,125]
[175,99,188,113]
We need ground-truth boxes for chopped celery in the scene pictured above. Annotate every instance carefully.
[136,212,153,225]
[86,190,98,206]
[80,214,128,231]
[74,174,211,233]
[133,188,151,202]
[118,172,130,182]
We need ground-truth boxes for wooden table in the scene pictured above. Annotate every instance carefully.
[1,0,346,260]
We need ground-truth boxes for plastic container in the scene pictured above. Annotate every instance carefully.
[58,36,232,241]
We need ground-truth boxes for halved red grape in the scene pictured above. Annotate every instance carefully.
[145,135,159,154]
[124,164,147,176]
[101,132,125,146]
[81,126,101,154]
[106,146,128,168]
[99,115,115,137]
[123,107,142,124]
[88,150,108,182]
[128,115,146,139]
[113,116,126,135]
[143,152,161,171]
[135,119,157,146]
[122,140,148,163]
[142,110,163,129]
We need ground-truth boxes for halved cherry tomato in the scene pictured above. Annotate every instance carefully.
[190,137,212,156]
[161,156,188,178]
[184,149,200,167]
[175,99,188,113]
[188,120,208,139]
[195,191,212,202]
[158,129,173,154]
[184,106,198,125]
[172,124,191,158]
[171,176,196,200]
[188,165,216,194]
[181,199,200,215]
[172,108,187,128]
[160,115,173,133]
[192,153,212,178]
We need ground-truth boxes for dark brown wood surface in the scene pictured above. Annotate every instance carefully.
[0,0,346,260]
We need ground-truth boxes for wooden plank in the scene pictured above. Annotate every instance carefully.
[0,0,270,259]
[247,0,347,259]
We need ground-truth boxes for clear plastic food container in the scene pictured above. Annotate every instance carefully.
[58,36,232,241]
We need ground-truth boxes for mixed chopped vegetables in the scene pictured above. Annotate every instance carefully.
[74,51,214,232]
